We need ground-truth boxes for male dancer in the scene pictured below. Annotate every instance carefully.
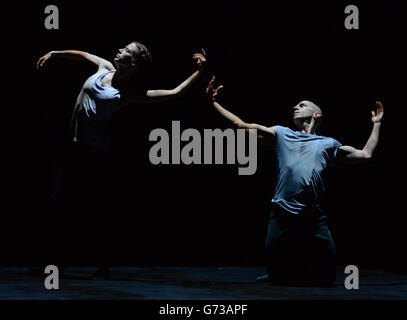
[206,76,383,285]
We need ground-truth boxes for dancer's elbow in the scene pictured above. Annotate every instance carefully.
[234,121,248,129]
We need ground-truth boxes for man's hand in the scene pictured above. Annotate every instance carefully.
[192,48,207,71]
[371,101,384,123]
[206,76,224,103]
[338,101,384,163]
[36,51,54,69]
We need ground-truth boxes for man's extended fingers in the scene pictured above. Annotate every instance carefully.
[201,48,206,56]
[209,76,216,86]
[214,85,224,95]
[207,78,215,93]
[206,82,213,92]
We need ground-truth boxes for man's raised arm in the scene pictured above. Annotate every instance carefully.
[206,76,277,145]
[337,101,384,162]
[36,50,115,71]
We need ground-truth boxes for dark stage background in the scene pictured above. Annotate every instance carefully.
[1,1,404,271]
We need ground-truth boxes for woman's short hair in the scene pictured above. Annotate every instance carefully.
[131,41,152,70]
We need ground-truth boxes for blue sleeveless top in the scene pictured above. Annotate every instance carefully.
[71,70,121,150]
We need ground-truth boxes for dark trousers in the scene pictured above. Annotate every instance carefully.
[52,142,118,267]
[265,205,336,285]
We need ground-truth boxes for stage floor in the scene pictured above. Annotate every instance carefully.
[0,267,406,300]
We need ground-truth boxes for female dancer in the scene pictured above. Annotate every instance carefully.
[36,42,206,278]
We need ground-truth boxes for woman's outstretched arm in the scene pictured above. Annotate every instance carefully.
[36,50,114,71]
[138,49,207,103]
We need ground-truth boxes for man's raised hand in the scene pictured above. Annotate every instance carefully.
[371,101,384,123]
[206,76,224,103]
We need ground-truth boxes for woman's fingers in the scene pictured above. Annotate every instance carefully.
[376,101,384,113]
[193,54,206,63]
[36,57,44,69]
[193,49,207,58]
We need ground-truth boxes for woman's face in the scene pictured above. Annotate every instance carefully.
[114,43,138,69]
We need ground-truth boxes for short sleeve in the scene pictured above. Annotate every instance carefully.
[275,126,285,137]
[331,139,342,159]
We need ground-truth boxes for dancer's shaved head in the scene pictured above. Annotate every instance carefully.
[293,100,323,133]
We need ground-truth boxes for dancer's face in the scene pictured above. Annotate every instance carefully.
[114,43,138,69]
[293,101,316,119]
[293,100,321,128]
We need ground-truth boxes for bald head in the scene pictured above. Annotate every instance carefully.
[293,100,323,133]
[308,101,322,116]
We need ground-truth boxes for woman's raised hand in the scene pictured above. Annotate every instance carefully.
[36,51,54,70]
[192,48,207,71]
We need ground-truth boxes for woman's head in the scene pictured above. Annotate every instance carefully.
[113,41,152,95]
[114,41,152,71]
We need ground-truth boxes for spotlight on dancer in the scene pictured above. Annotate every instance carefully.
[36,43,207,279]
[206,76,383,286]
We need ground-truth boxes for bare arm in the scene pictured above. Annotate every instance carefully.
[142,49,207,103]
[206,76,277,145]
[337,101,384,162]
[36,50,115,71]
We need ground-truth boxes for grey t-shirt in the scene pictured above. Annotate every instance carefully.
[71,70,121,150]
[271,126,342,215]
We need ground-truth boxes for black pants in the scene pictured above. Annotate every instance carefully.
[265,205,336,285]
[52,142,119,266]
